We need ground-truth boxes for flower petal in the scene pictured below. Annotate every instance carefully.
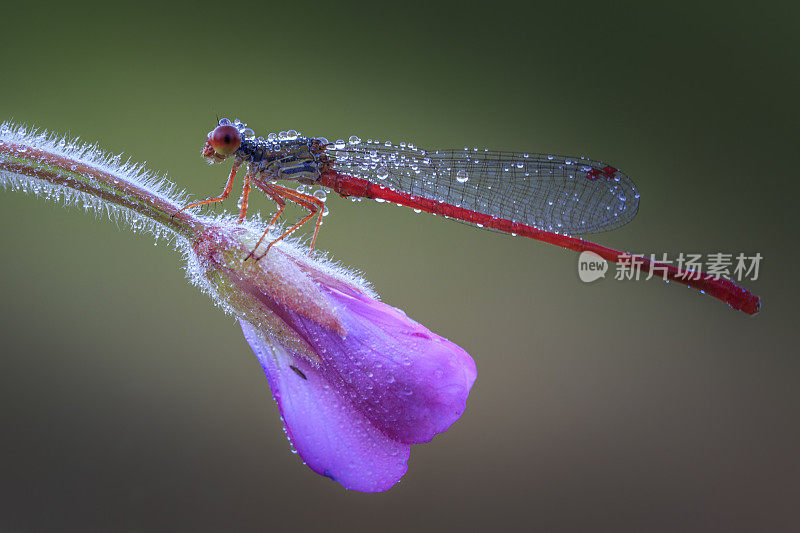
[240,319,410,492]
[273,284,478,444]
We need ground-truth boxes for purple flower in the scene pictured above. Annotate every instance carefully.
[194,226,477,492]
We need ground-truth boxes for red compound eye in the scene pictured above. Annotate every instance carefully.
[209,125,241,155]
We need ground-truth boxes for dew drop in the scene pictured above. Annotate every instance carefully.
[313,189,327,202]
[348,135,361,145]
[377,166,389,179]
[456,170,469,183]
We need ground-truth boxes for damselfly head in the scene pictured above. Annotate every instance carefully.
[202,118,242,163]
[210,124,242,155]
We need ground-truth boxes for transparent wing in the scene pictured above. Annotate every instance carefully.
[327,141,640,235]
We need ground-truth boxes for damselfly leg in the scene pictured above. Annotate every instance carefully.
[173,161,241,217]
[237,167,255,223]
[247,179,324,261]
[253,179,286,233]
[175,159,323,259]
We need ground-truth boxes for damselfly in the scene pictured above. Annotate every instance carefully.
[174,119,760,314]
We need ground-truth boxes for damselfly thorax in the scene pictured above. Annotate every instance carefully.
[235,132,327,184]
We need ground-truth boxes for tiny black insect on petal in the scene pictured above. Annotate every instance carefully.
[290,365,307,380]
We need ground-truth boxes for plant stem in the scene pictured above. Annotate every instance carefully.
[0,140,203,240]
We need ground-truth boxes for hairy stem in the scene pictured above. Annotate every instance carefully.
[0,139,202,241]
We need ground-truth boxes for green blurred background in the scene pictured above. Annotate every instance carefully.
[1,1,797,531]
